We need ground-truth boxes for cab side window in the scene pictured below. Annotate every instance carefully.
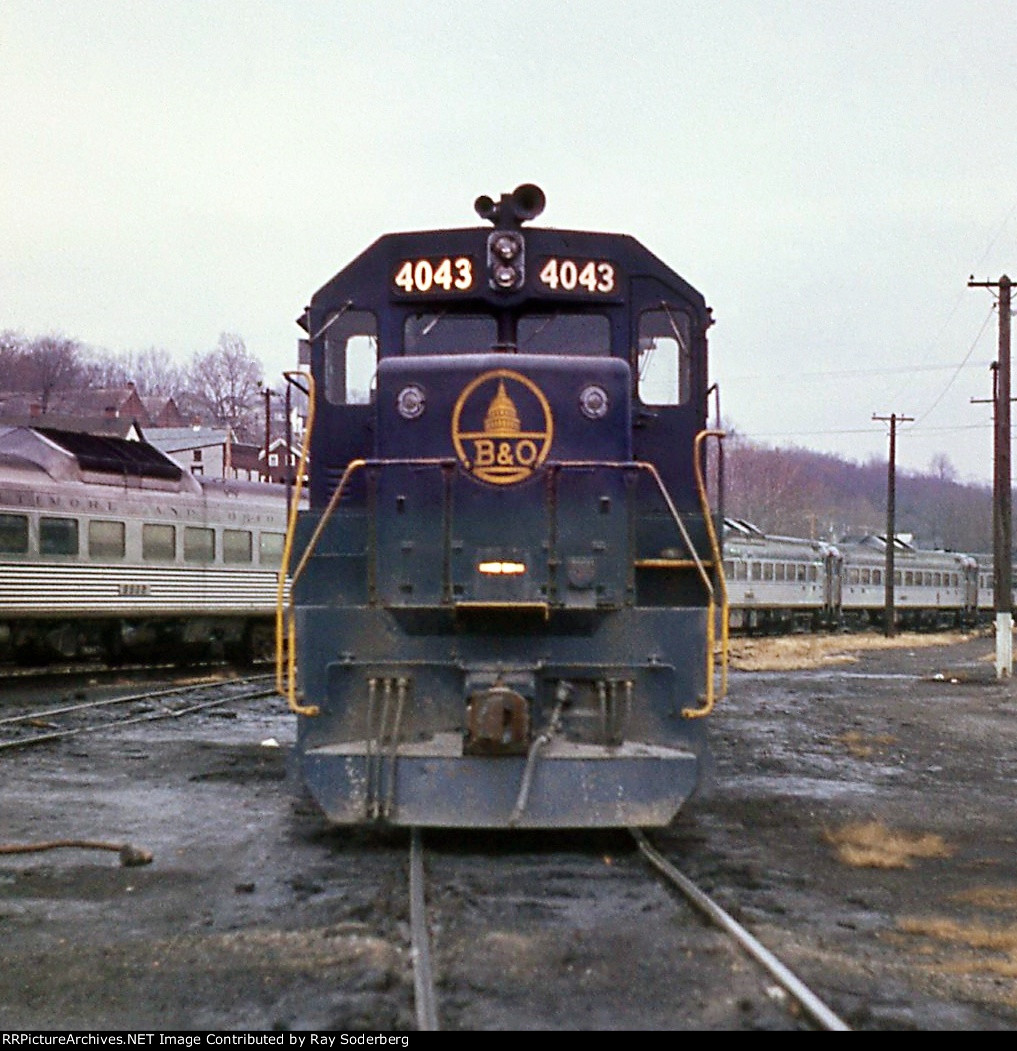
[637,306,691,406]
[324,310,378,406]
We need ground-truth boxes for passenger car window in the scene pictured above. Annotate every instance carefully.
[88,519,125,560]
[0,513,28,554]
[184,526,215,563]
[223,529,253,564]
[143,524,176,561]
[259,531,284,567]
[40,516,78,556]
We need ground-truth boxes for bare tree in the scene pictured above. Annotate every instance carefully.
[185,333,263,439]
[84,345,186,396]
[929,452,957,483]
[0,330,27,385]
[26,334,84,411]
[131,346,186,396]
[81,348,133,389]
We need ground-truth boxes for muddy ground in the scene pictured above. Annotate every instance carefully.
[2,630,1017,1030]
[667,627,1017,1029]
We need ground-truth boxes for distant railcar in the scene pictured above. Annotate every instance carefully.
[723,519,980,633]
[837,535,977,630]
[722,519,835,632]
[0,425,291,663]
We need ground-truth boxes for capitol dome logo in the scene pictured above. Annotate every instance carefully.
[451,369,553,484]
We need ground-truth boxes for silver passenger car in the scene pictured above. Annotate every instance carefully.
[0,425,292,663]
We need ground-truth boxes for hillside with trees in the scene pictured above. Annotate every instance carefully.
[721,433,994,554]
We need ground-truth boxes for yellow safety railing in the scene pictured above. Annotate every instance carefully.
[275,370,318,715]
[278,449,446,716]
[684,428,728,716]
[549,453,727,716]
[278,455,368,716]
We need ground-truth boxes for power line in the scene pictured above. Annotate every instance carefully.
[746,421,991,440]
[912,305,996,425]
[722,360,991,383]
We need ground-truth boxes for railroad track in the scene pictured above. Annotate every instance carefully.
[404,828,850,1031]
[0,656,266,684]
[0,673,278,752]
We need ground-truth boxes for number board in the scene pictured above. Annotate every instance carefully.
[536,257,618,296]
[393,256,475,296]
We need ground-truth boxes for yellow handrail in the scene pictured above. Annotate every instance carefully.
[616,457,720,717]
[279,454,450,716]
[279,457,367,716]
[683,428,728,717]
[275,370,317,715]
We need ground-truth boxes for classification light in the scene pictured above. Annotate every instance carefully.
[396,384,426,419]
[579,384,609,420]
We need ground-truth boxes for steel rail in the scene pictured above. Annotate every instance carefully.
[0,680,277,751]
[631,828,851,1032]
[409,828,439,1031]
[0,674,274,728]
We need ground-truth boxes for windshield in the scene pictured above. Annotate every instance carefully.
[404,312,610,356]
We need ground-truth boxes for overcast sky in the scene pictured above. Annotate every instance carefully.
[3,1,1015,485]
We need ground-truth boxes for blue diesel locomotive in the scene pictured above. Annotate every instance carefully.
[279,185,728,828]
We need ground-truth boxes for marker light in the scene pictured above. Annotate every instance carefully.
[478,560,527,575]
[579,384,609,420]
[396,384,426,419]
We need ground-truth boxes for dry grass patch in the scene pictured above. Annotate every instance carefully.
[834,729,897,759]
[893,917,1017,982]
[891,892,1017,991]
[824,820,953,868]
[952,886,1017,911]
[728,631,981,671]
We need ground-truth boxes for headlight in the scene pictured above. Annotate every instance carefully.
[492,233,521,261]
[487,231,525,291]
[478,560,526,575]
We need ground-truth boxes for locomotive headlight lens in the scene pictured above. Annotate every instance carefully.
[493,264,518,288]
[579,384,609,420]
[487,230,525,291]
[492,233,521,260]
[396,384,426,419]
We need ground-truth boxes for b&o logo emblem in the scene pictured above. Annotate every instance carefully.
[451,369,553,485]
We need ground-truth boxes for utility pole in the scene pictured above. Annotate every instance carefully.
[969,275,1012,678]
[873,412,913,637]
[262,387,276,483]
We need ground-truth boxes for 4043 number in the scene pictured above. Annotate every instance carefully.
[537,257,616,294]
[393,257,474,294]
